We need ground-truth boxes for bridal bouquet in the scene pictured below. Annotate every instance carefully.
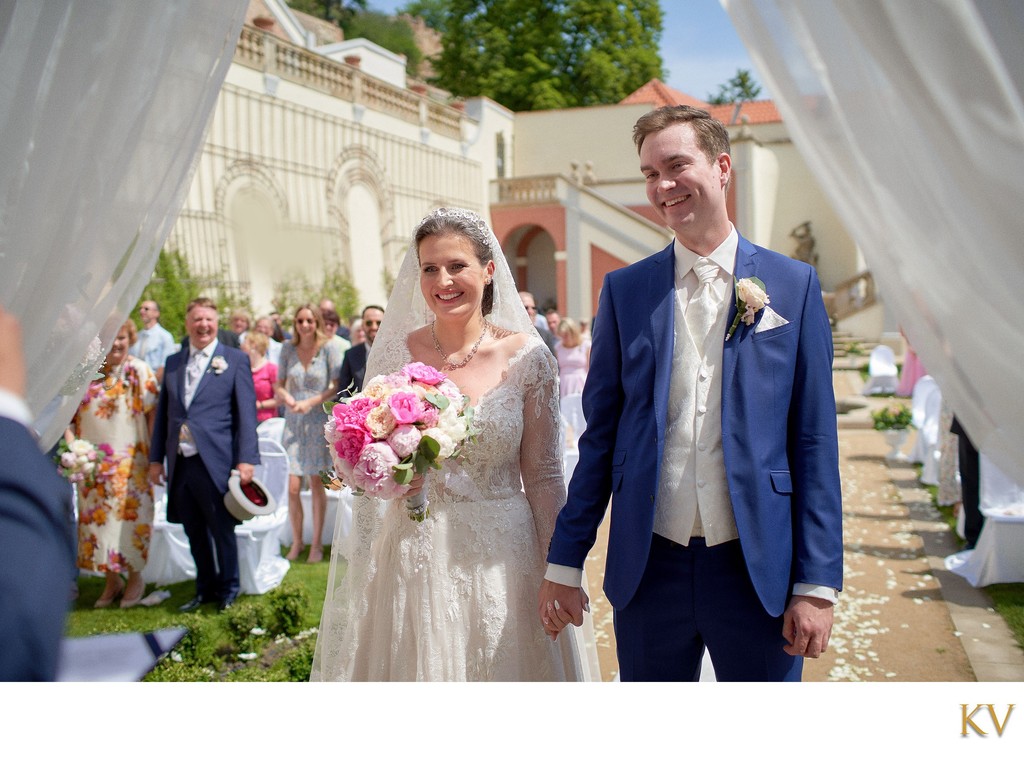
[54,437,113,488]
[323,362,475,521]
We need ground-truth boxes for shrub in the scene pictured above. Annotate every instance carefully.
[268,584,309,637]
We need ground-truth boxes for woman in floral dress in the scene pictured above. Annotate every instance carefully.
[69,319,158,608]
[275,305,340,562]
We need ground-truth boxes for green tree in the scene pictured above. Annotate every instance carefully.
[707,68,762,105]
[344,10,423,77]
[135,249,202,342]
[286,0,367,25]
[413,0,663,111]
[270,260,361,329]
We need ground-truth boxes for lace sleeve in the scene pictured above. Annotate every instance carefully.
[519,342,567,551]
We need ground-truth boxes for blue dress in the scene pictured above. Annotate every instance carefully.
[279,341,340,476]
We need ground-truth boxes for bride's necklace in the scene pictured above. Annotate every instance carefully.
[431,321,488,371]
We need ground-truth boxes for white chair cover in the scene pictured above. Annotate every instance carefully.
[945,453,1024,586]
[909,376,939,463]
[918,385,943,485]
[861,345,899,396]
[561,393,587,449]
[281,488,354,551]
[142,444,292,595]
[256,417,285,445]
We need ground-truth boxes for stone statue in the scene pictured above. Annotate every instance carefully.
[790,221,817,268]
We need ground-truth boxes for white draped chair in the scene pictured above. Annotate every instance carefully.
[561,393,586,449]
[861,345,900,396]
[945,453,1024,586]
[143,439,291,594]
[280,488,354,552]
[256,417,285,445]
[914,380,943,485]
[908,376,940,465]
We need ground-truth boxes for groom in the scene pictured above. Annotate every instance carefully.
[539,105,843,681]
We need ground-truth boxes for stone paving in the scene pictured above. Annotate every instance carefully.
[578,369,1024,681]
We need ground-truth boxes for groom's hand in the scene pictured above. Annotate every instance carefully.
[782,595,834,658]
[538,579,589,641]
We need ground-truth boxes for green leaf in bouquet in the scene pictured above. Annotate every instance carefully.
[322,400,337,414]
[393,466,414,486]
[413,455,431,474]
[425,392,449,410]
[419,435,441,461]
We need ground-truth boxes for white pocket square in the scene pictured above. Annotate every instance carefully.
[754,306,789,333]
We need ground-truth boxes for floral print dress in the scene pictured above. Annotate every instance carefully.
[71,356,158,573]
[279,341,340,476]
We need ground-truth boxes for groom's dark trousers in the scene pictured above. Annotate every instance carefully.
[613,535,801,681]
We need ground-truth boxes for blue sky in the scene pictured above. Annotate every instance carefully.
[366,0,764,102]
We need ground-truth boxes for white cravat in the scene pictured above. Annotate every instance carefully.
[184,347,207,408]
[689,256,722,356]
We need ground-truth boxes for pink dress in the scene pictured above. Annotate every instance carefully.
[896,346,927,397]
[555,342,588,396]
[252,361,279,423]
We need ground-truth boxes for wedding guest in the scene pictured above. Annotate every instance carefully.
[150,297,260,612]
[275,304,340,563]
[545,308,562,338]
[0,306,75,680]
[519,291,557,355]
[253,315,283,365]
[554,317,589,397]
[321,307,352,356]
[131,300,176,384]
[69,318,159,609]
[951,415,982,549]
[320,298,350,341]
[348,317,365,346]
[244,331,278,424]
[229,308,251,343]
[336,305,384,397]
[269,310,289,342]
[541,105,843,681]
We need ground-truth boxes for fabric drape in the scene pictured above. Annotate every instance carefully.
[0,0,247,448]
[723,0,1024,483]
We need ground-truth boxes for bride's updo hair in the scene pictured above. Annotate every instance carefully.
[413,207,495,316]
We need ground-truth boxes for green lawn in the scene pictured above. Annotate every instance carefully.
[66,545,336,681]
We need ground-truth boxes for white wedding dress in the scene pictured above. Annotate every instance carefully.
[311,337,584,681]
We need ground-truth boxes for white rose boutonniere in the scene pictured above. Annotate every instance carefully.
[210,356,228,375]
[726,276,769,341]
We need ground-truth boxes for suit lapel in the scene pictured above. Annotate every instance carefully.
[649,243,676,447]
[722,236,759,391]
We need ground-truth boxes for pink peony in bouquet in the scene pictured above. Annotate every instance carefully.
[323,362,475,521]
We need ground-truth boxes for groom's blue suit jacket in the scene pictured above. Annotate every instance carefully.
[548,235,843,617]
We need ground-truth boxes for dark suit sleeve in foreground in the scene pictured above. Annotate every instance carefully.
[0,418,75,681]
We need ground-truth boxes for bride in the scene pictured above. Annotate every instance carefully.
[310,207,586,681]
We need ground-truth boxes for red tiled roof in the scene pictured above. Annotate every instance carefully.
[621,79,782,125]
[707,99,781,125]
[620,79,709,108]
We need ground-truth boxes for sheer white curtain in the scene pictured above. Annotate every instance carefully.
[723,0,1024,483]
[0,0,246,448]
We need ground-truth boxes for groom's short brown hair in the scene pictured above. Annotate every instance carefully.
[633,105,731,164]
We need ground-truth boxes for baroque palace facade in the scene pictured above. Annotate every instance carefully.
[169,0,884,337]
